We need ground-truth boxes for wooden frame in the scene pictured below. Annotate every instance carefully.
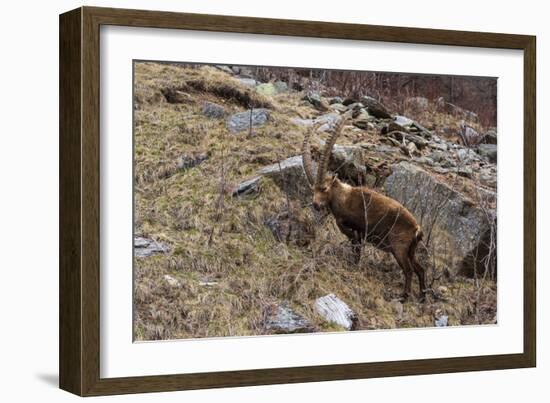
[59,6,536,396]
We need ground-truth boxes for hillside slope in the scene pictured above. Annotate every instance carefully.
[133,62,497,341]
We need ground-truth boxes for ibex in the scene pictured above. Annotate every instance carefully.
[302,116,427,301]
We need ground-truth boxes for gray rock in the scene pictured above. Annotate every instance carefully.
[314,294,358,330]
[453,166,473,178]
[361,95,392,119]
[235,77,258,87]
[134,237,170,258]
[315,113,340,131]
[413,156,436,166]
[459,124,482,147]
[226,109,270,133]
[435,315,449,327]
[177,153,208,171]
[215,65,233,74]
[290,113,339,130]
[329,103,349,113]
[265,302,312,333]
[456,147,479,164]
[202,102,225,119]
[232,176,261,197]
[329,96,343,105]
[393,115,415,128]
[477,144,497,163]
[258,156,312,200]
[481,129,497,144]
[384,162,496,278]
[303,92,323,108]
[347,102,365,111]
[428,151,446,163]
[256,83,277,96]
[273,81,289,93]
[386,130,429,150]
[429,142,448,151]
[385,121,408,133]
[353,112,373,129]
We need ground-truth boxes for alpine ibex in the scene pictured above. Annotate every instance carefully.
[302,116,427,301]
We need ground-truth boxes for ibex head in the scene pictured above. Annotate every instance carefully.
[302,114,350,211]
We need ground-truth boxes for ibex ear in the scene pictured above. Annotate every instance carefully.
[331,174,338,184]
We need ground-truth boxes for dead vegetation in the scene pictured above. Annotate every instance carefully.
[133,61,496,341]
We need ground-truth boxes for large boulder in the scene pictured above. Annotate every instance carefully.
[258,155,311,201]
[384,162,496,278]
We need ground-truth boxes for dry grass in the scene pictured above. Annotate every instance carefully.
[133,62,496,341]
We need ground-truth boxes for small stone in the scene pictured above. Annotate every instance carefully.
[226,109,270,133]
[232,176,261,197]
[202,101,225,119]
[177,153,208,171]
[314,294,358,330]
[477,144,497,163]
[361,95,392,119]
[435,315,449,327]
[265,302,312,333]
[394,115,415,127]
[164,274,181,287]
[134,237,170,258]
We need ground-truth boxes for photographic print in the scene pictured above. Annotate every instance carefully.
[132,61,497,341]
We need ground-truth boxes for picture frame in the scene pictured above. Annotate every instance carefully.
[59,6,536,396]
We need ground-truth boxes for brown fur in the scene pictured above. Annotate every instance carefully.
[313,177,426,300]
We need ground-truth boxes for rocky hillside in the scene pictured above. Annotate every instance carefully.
[133,62,497,341]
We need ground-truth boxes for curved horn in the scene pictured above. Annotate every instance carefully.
[316,114,350,185]
[302,128,316,187]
